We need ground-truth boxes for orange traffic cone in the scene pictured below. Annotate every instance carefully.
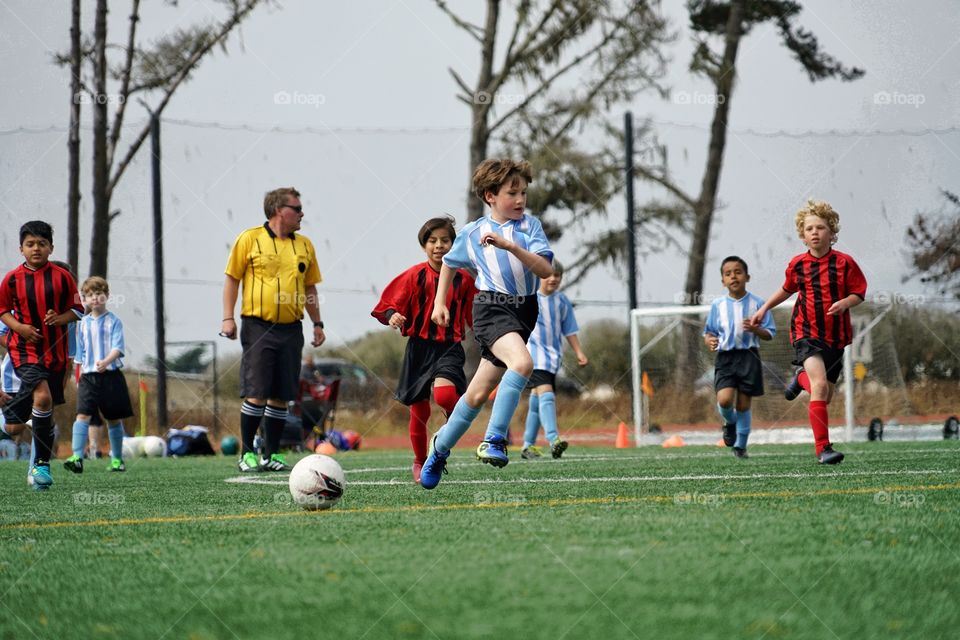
[662,435,685,448]
[615,422,629,448]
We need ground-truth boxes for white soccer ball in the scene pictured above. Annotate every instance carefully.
[143,435,166,458]
[122,436,145,459]
[288,454,345,511]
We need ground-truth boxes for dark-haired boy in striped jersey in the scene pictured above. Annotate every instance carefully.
[372,216,476,484]
[0,220,84,490]
[750,201,867,464]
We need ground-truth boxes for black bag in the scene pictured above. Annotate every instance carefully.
[165,426,216,456]
[944,416,959,440]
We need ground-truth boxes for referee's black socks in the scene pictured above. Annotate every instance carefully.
[240,401,265,455]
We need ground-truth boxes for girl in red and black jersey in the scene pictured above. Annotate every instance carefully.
[372,216,476,483]
[750,201,867,465]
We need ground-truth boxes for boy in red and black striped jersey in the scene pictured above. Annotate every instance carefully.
[750,201,867,464]
[372,216,476,483]
[0,221,84,490]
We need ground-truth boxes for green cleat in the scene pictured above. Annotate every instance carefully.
[259,453,290,472]
[521,446,543,460]
[238,451,259,472]
[110,458,126,472]
[64,454,84,474]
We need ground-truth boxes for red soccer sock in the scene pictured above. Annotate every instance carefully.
[808,400,830,455]
[798,371,811,393]
[409,400,431,463]
[433,385,460,418]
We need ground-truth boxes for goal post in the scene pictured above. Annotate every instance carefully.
[629,301,904,446]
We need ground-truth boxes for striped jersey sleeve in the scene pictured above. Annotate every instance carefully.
[444,214,553,296]
[528,292,579,374]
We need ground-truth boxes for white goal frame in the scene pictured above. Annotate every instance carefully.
[628,301,892,446]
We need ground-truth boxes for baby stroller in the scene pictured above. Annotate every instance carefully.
[280,370,341,451]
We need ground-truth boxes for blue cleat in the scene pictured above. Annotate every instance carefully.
[476,435,509,468]
[420,436,450,490]
[30,464,53,491]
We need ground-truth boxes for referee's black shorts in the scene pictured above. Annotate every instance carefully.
[239,316,304,401]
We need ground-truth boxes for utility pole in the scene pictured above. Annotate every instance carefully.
[150,111,168,430]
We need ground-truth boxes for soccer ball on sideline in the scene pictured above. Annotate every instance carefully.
[288,454,345,511]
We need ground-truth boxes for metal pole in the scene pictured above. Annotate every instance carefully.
[630,309,643,446]
[211,340,219,434]
[150,112,168,430]
[624,112,637,312]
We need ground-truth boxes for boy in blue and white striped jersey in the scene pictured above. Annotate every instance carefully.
[421,159,554,489]
[521,260,587,460]
[64,276,133,474]
[703,256,776,458]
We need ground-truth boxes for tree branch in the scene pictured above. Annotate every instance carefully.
[107,0,140,170]
[633,165,697,210]
[108,0,260,195]
[433,0,483,43]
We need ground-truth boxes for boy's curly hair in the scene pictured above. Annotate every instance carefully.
[795,200,840,244]
[472,159,533,206]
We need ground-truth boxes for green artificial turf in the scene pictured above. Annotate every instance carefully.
[1,441,958,639]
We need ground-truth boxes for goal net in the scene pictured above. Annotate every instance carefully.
[628,300,910,445]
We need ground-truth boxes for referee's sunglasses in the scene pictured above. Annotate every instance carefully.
[280,204,303,213]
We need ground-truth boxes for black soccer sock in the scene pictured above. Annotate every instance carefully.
[31,408,54,466]
[262,405,288,458]
[240,401,265,455]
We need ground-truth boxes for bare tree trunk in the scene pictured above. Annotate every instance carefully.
[67,0,81,275]
[675,0,743,393]
[90,0,110,278]
[466,0,499,222]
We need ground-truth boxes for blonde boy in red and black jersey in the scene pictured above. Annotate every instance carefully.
[750,201,867,464]
[372,216,476,483]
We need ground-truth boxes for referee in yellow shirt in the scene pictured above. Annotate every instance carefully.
[221,187,326,472]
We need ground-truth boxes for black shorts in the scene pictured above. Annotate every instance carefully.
[395,337,467,405]
[472,292,539,368]
[714,348,764,396]
[1,364,66,425]
[77,370,134,421]
[526,369,556,389]
[793,338,845,384]
[240,317,304,401]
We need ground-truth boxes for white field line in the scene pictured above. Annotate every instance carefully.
[226,467,959,487]
[304,446,960,475]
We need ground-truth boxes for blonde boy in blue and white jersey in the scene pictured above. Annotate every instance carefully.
[703,256,775,459]
[422,159,554,490]
[521,260,587,460]
[64,276,133,474]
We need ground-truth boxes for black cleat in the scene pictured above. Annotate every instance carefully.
[784,370,804,401]
[817,446,845,465]
[732,447,748,459]
[721,423,736,447]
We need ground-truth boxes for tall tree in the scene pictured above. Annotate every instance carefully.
[67,0,82,274]
[634,0,864,387]
[436,0,672,225]
[56,0,270,277]
[905,189,960,299]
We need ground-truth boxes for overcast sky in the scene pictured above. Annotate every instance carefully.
[1,1,958,367]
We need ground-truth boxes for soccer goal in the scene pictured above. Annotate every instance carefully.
[628,301,909,445]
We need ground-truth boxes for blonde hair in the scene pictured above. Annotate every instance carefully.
[263,187,301,219]
[795,200,840,244]
[81,276,109,297]
[472,159,533,206]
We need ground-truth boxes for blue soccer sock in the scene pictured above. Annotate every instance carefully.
[108,422,126,460]
[717,403,737,425]
[735,409,752,449]
[483,369,529,441]
[539,391,559,443]
[72,419,91,458]
[434,397,481,453]
[522,393,540,448]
